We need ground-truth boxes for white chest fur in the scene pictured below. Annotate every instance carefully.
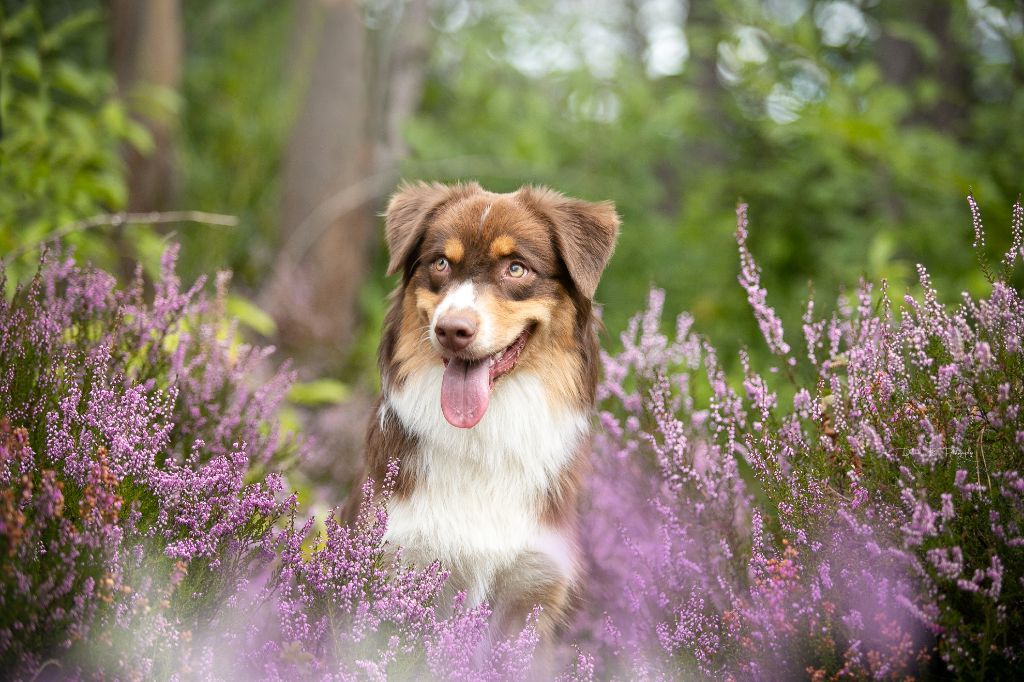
[383,367,587,603]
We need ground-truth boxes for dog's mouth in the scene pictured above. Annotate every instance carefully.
[439,326,533,429]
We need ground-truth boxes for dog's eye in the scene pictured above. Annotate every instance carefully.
[507,262,527,278]
[432,257,450,272]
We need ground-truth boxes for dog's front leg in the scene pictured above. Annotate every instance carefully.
[491,549,576,641]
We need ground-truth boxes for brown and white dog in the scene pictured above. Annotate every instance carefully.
[348,181,619,637]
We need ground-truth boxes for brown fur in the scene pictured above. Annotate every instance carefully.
[349,181,619,638]
[491,551,574,639]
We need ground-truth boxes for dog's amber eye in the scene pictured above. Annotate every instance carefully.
[507,262,527,278]
[433,257,449,272]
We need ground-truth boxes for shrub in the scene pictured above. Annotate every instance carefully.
[0,247,298,677]
[0,248,537,680]
[575,198,1024,678]
[0,5,150,282]
[260,467,540,680]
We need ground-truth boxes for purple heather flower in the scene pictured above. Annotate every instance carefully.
[736,203,791,358]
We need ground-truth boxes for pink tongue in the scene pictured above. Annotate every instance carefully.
[440,358,491,428]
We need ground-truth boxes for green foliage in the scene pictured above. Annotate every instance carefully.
[175,0,298,288]
[226,292,277,336]
[405,0,1024,367]
[3,0,1022,383]
[287,378,350,406]
[0,2,148,283]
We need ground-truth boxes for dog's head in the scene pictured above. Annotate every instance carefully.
[382,181,619,428]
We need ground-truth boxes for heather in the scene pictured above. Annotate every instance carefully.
[2,196,1023,679]
[576,199,1024,678]
[0,248,539,679]
[0,247,298,676]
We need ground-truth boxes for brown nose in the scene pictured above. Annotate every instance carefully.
[435,314,478,352]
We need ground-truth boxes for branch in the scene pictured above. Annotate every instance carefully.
[3,210,239,265]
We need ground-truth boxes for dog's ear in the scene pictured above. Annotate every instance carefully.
[518,186,620,299]
[385,181,480,277]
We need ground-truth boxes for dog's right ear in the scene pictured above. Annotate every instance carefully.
[385,181,479,277]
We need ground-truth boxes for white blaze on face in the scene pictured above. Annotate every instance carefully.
[430,280,493,351]
[432,280,497,428]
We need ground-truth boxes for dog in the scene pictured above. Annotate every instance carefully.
[346,181,619,638]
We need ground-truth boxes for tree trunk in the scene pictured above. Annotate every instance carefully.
[266,0,431,370]
[377,0,431,169]
[269,0,372,364]
[108,0,183,211]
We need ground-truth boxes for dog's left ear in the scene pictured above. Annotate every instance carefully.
[518,186,620,299]
[385,181,480,277]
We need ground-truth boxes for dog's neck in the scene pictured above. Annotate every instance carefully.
[385,365,589,482]
[380,366,588,603]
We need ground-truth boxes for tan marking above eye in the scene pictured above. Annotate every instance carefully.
[490,235,516,259]
[443,238,465,262]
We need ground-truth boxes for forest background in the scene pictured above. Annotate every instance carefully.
[2,0,1023,559]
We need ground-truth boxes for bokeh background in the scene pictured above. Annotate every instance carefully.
[3,0,1023,493]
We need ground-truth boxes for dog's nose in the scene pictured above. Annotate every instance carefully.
[435,314,478,352]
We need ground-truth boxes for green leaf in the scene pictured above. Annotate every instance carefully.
[868,230,896,275]
[133,229,173,280]
[276,405,302,437]
[87,171,128,208]
[225,295,277,337]
[287,379,350,406]
[11,47,41,81]
[51,61,101,99]
[1,5,37,41]
[40,9,101,53]
[122,117,156,154]
[883,20,940,64]
[127,82,182,123]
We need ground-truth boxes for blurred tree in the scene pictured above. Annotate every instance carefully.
[264,0,431,369]
[9,0,1019,384]
[173,0,296,288]
[108,0,182,212]
[106,0,183,280]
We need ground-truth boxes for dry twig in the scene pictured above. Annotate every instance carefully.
[3,210,239,265]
